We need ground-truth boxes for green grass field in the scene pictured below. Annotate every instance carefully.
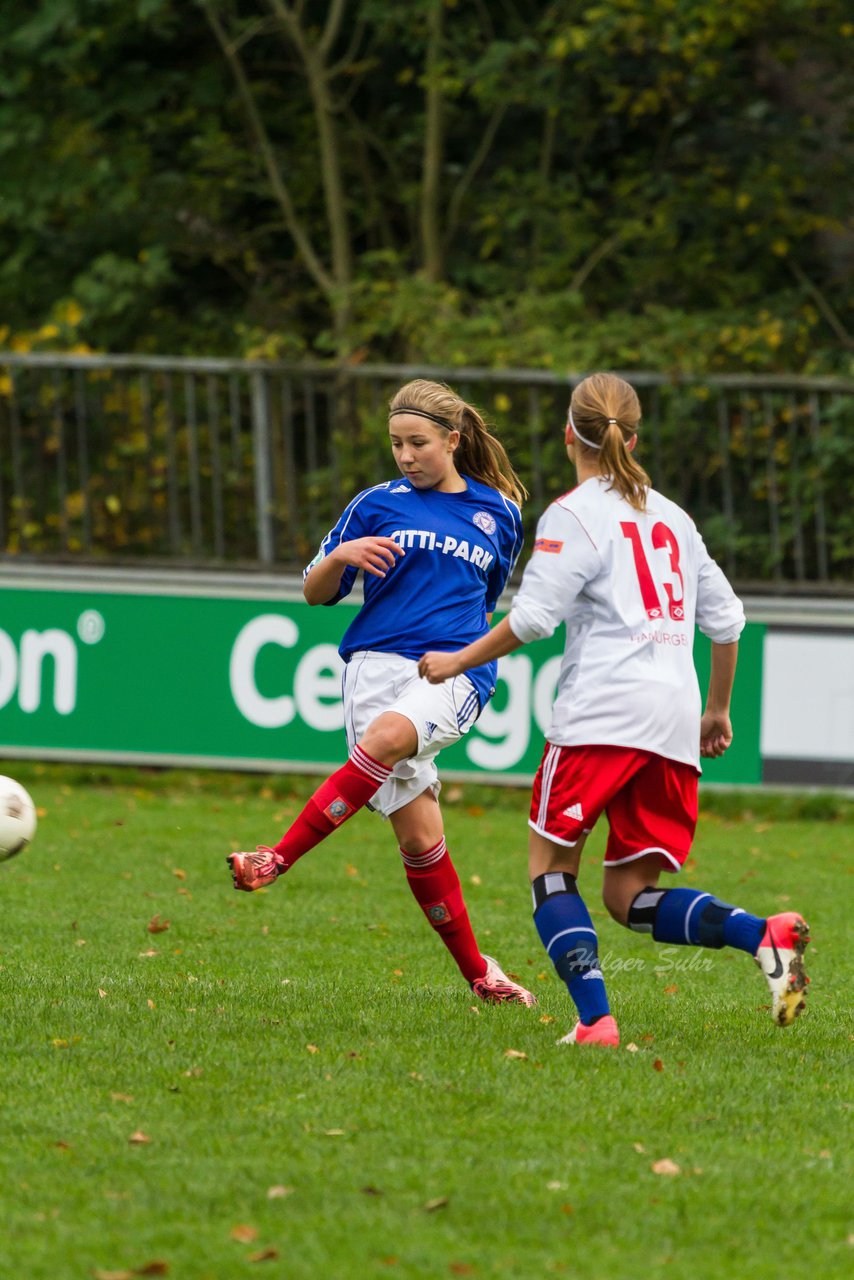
[1,764,851,1280]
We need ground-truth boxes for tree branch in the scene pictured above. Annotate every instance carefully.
[201,3,333,297]
[443,101,509,251]
[569,231,623,293]
[789,259,853,349]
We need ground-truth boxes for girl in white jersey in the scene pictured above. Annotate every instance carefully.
[420,372,810,1044]
[228,379,535,1007]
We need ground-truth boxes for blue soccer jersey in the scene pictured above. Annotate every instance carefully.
[305,476,524,707]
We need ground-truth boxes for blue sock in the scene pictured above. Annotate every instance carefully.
[628,886,765,955]
[532,872,610,1025]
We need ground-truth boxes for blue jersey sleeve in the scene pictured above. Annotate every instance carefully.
[484,495,524,612]
[304,485,384,606]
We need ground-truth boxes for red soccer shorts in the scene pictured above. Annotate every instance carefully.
[529,743,699,871]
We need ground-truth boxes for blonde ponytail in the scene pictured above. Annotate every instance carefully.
[570,372,649,512]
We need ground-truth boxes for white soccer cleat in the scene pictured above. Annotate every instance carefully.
[471,955,538,1006]
[754,911,810,1026]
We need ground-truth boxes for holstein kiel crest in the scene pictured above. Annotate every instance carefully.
[324,797,352,825]
[472,510,496,535]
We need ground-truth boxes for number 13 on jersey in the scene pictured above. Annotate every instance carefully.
[620,521,685,621]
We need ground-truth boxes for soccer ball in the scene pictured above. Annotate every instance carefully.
[0,776,37,862]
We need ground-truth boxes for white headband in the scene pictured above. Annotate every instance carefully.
[568,407,618,450]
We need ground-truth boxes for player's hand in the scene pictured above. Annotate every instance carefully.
[334,536,404,578]
[418,651,463,683]
[700,710,733,758]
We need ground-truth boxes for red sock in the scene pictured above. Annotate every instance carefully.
[400,838,487,984]
[273,745,391,869]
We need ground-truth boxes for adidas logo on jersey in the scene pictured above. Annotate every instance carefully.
[425,721,437,739]
[390,483,411,493]
[562,802,584,821]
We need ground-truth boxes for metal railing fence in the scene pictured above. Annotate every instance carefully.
[1,352,853,589]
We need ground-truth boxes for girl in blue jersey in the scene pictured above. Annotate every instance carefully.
[228,379,536,1006]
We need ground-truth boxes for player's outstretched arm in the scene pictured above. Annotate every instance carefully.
[304,537,405,605]
[700,640,738,758]
[418,615,525,683]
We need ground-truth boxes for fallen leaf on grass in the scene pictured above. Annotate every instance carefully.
[361,1185,383,1196]
[54,1141,71,1150]
[147,916,170,934]
[147,1000,156,1010]
[504,1049,527,1060]
[138,950,158,958]
[98,989,107,999]
[128,1131,151,1145]
[230,1225,258,1243]
[91,1263,168,1279]
[266,1185,293,1199]
[625,1043,639,1053]
[651,1159,681,1176]
[450,1265,476,1275]
[306,1044,319,1054]
[633,1143,646,1153]
[111,1093,134,1104]
[424,1197,449,1212]
[172,869,185,880]
[323,1129,346,1137]
[653,1059,664,1072]
[539,1015,555,1024]
[248,1249,279,1263]
[663,984,678,995]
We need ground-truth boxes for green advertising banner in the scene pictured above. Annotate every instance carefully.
[0,578,763,785]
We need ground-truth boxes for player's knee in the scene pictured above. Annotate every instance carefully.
[359,714,416,764]
[602,882,630,927]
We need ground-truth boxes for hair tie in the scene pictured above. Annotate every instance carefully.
[389,406,453,430]
[607,418,618,425]
[568,407,602,451]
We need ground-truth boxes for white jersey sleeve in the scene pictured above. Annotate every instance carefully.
[508,502,602,644]
[694,532,745,643]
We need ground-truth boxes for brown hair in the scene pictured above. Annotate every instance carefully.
[569,372,649,512]
[389,379,527,506]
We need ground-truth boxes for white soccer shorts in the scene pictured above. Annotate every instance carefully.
[341,650,481,817]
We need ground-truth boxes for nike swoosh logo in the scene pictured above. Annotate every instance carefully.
[766,937,784,980]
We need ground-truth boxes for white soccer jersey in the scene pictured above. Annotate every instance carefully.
[508,477,745,769]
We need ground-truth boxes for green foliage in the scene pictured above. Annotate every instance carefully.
[0,0,851,368]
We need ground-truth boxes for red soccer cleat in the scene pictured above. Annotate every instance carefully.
[754,911,810,1026]
[471,955,538,1006]
[557,1014,620,1047]
[227,846,286,892]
